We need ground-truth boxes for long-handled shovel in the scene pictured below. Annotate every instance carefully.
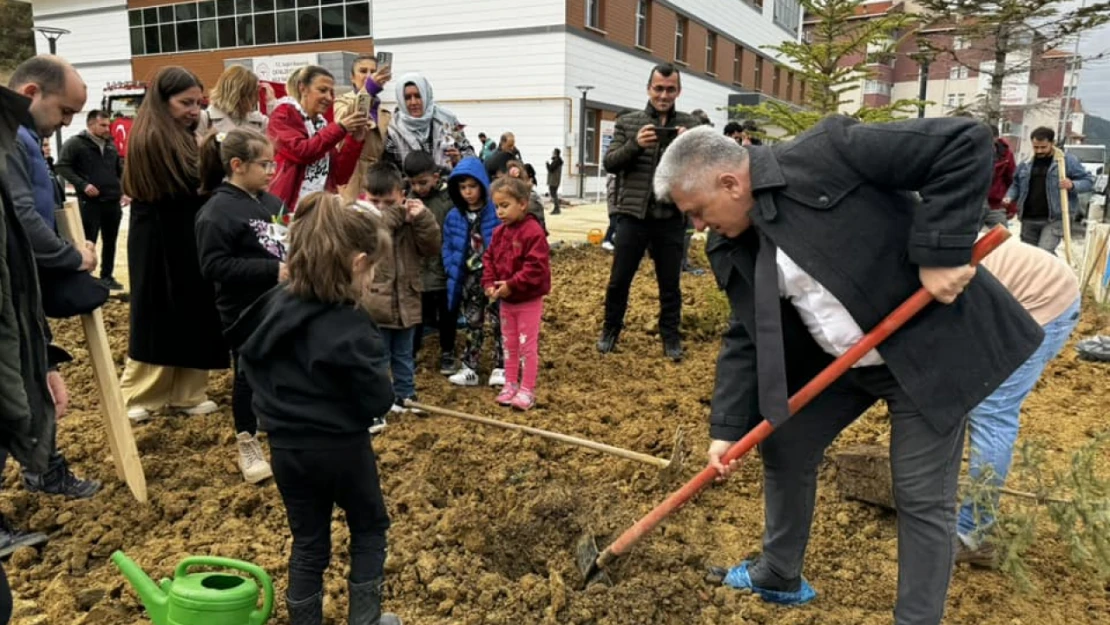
[576,225,1012,587]
[1053,147,1074,266]
[405,401,686,482]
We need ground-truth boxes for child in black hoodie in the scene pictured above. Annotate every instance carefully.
[196,127,286,485]
[226,191,401,625]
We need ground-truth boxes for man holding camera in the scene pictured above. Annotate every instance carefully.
[597,63,701,362]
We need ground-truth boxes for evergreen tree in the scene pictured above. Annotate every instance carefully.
[733,0,923,139]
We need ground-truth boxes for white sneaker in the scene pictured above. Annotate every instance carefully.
[601,240,615,252]
[127,407,151,423]
[488,368,506,387]
[390,403,405,413]
[448,366,479,387]
[178,400,218,416]
[369,415,388,434]
[236,432,273,484]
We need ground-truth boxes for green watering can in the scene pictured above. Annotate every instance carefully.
[111,551,274,625]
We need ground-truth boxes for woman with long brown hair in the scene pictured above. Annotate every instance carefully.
[196,64,268,135]
[120,66,228,422]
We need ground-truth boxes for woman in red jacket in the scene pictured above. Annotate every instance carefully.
[482,177,551,411]
[267,65,367,211]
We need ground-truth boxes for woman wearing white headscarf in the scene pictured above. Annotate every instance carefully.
[385,73,475,172]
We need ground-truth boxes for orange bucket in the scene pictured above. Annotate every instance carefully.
[587,228,604,245]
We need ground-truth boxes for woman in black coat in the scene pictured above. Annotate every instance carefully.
[119,66,228,422]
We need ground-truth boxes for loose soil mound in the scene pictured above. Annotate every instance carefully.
[4,246,1109,624]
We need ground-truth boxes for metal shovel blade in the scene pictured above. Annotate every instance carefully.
[575,532,611,588]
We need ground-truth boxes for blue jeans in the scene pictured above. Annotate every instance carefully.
[957,297,1080,543]
[372,327,417,401]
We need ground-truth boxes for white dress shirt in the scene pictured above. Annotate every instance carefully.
[776,249,885,367]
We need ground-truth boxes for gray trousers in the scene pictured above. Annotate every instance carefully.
[759,366,966,625]
[1020,218,1063,255]
[982,205,1008,229]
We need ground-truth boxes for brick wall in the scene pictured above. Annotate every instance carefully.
[568,0,791,97]
[132,38,374,88]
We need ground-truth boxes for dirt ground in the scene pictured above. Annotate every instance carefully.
[3,245,1109,625]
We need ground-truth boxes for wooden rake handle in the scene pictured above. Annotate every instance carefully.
[405,401,671,469]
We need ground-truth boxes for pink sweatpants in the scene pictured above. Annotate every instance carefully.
[500,298,544,392]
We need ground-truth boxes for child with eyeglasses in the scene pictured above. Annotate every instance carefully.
[195,127,288,485]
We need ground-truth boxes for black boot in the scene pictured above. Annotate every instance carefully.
[22,457,101,499]
[0,514,48,559]
[663,336,684,362]
[286,592,323,625]
[596,326,621,354]
[350,578,402,625]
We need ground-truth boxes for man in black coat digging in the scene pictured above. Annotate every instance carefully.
[653,120,1043,625]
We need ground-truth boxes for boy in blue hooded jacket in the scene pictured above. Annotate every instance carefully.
[442,157,504,386]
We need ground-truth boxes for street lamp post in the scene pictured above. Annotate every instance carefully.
[910,40,935,119]
[33,26,72,149]
[575,84,595,199]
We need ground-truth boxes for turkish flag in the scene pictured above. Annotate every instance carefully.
[111,117,133,158]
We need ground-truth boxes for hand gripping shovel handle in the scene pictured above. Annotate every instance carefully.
[589,225,1011,574]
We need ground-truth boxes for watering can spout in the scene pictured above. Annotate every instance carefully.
[111,551,169,625]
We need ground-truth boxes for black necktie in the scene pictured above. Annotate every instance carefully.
[754,229,790,425]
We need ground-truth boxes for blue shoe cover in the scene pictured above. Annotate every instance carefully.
[722,560,817,606]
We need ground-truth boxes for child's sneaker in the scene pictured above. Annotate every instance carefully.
[236,432,273,484]
[511,389,536,411]
[448,366,479,386]
[488,368,506,387]
[369,414,388,434]
[496,383,520,406]
[439,355,458,376]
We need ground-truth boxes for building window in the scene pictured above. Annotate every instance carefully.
[586,0,603,30]
[863,80,892,96]
[754,56,764,91]
[584,109,599,165]
[945,93,966,108]
[953,36,969,50]
[128,0,371,56]
[773,0,801,35]
[635,0,650,48]
[948,65,969,80]
[706,32,717,74]
[786,71,794,101]
[733,45,743,85]
[772,66,781,97]
[674,17,687,63]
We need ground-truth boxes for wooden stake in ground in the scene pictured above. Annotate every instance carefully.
[55,202,148,503]
[1054,147,1074,266]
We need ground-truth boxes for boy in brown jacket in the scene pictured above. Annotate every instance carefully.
[362,163,441,429]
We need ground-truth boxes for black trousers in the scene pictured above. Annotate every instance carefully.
[414,289,455,355]
[549,186,561,211]
[602,213,684,338]
[604,214,618,243]
[231,353,256,436]
[79,197,122,280]
[0,563,10,625]
[272,441,391,600]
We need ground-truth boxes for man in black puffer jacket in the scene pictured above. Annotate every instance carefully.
[598,63,701,362]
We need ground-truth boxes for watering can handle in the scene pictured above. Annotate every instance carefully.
[174,557,275,625]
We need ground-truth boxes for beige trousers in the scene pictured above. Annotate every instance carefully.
[120,359,209,411]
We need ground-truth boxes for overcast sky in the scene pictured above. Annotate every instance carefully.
[1065,1,1110,118]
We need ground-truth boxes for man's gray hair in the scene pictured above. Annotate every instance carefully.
[654,125,748,203]
[8,55,69,95]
